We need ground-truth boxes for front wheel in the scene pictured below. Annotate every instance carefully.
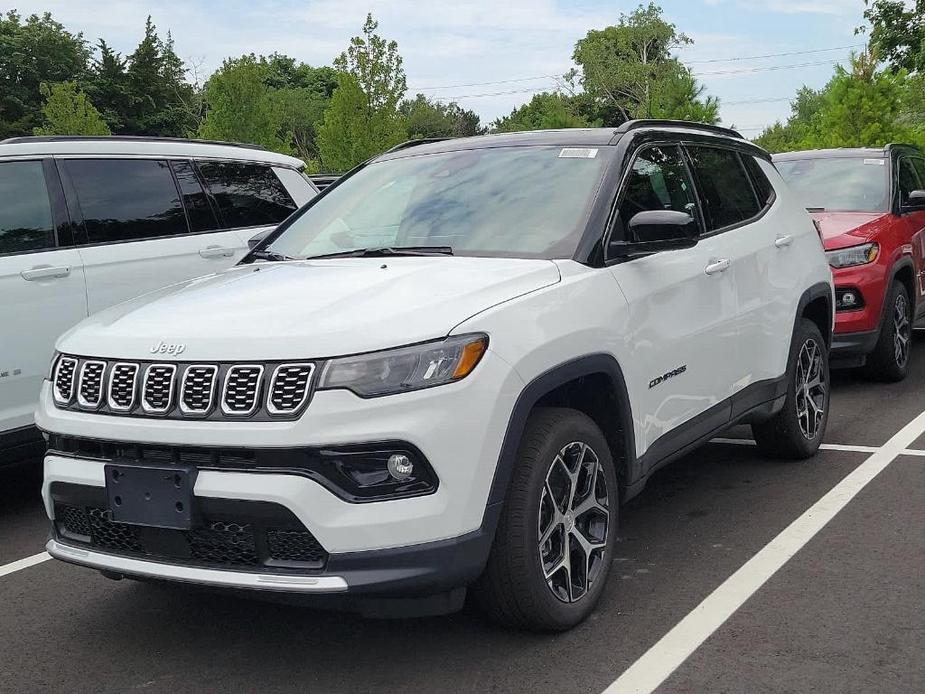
[864,280,911,382]
[474,408,618,631]
[752,318,830,459]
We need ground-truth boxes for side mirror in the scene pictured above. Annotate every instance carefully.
[903,190,925,212]
[609,210,699,258]
[247,228,273,250]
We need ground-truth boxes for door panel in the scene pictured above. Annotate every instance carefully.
[606,145,738,460]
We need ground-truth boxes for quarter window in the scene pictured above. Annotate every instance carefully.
[63,159,187,244]
[196,161,297,229]
[617,145,699,241]
[0,160,56,255]
[742,155,775,207]
[686,146,760,232]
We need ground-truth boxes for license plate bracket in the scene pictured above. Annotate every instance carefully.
[105,462,197,530]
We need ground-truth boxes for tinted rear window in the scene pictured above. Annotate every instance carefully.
[775,156,889,212]
[0,160,55,255]
[686,146,760,232]
[197,161,297,229]
[171,160,219,233]
[64,159,187,244]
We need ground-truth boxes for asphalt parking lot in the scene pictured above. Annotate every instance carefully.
[3,339,925,694]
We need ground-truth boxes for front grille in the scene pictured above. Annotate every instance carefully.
[222,365,263,415]
[142,364,176,413]
[108,363,138,410]
[52,356,317,421]
[53,503,328,571]
[180,365,218,414]
[267,529,327,564]
[77,360,106,408]
[53,356,78,404]
[268,364,315,414]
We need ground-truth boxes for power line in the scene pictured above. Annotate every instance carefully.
[682,43,862,64]
[409,74,562,92]
[692,57,846,77]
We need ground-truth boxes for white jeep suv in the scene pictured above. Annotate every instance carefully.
[37,122,833,631]
[0,135,316,464]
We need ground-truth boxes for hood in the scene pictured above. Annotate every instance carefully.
[58,257,561,361]
[811,211,892,251]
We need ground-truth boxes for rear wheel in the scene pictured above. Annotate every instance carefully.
[474,408,618,631]
[864,280,911,382]
[752,318,829,459]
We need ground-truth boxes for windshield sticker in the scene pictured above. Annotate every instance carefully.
[559,147,598,159]
[864,158,885,165]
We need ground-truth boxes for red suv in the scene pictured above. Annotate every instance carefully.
[775,145,925,380]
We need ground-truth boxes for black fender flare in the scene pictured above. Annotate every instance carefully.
[483,354,637,523]
[794,281,834,348]
[886,256,917,319]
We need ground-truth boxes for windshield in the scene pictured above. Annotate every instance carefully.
[266,145,610,260]
[775,156,889,212]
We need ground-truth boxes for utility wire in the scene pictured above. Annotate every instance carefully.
[682,43,862,64]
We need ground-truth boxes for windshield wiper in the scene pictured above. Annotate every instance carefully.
[305,246,454,260]
[250,249,297,262]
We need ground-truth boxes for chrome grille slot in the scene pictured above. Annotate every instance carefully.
[107,363,138,411]
[53,356,78,405]
[180,365,218,414]
[268,363,315,414]
[222,365,264,416]
[77,360,107,408]
[142,364,177,414]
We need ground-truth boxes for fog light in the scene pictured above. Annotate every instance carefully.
[835,288,863,311]
[387,453,414,481]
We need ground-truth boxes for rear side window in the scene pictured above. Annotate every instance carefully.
[63,159,187,244]
[742,155,775,206]
[617,145,700,239]
[170,160,219,233]
[0,160,56,255]
[686,146,760,232]
[197,161,297,228]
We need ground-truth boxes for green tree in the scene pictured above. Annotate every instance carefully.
[198,55,287,151]
[33,81,110,135]
[317,72,405,172]
[0,11,91,138]
[492,92,589,132]
[571,3,715,125]
[862,0,925,73]
[754,86,824,152]
[399,94,483,139]
[86,39,130,131]
[333,13,407,113]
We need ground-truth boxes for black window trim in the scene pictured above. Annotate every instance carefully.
[602,140,707,266]
[682,141,776,238]
[194,158,299,232]
[0,157,70,259]
[169,158,223,234]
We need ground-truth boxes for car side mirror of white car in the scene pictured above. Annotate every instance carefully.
[609,210,699,259]
[248,228,274,250]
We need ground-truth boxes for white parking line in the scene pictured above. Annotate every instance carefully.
[605,409,925,694]
[0,551,51,579]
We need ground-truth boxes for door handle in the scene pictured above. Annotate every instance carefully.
[774,235,793,248]
[704,258,731,276]
[199,246,236,259]
[21,265,71,281]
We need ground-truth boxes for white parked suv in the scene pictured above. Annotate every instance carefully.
[37,122,833,631]
[0,136,316,463]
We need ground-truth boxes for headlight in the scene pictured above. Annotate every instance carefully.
[318,334,488,397]
[826,242,879,269]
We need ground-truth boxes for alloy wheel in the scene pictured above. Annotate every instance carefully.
[537,441,611,603]
[893,292,911,369]
[795,338,826,440]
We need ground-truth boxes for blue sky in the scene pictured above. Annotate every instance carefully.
[14,0,868,136]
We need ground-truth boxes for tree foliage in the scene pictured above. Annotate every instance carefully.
[334,13,406,113]
[570,2,717,125]
[862,0,925,73]
[492,92,590,132]
[33,81,110,135]
[399,94,483,139]
[0,11,90,138]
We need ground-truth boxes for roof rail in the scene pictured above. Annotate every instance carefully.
[614,119,743,140]
[384,137,449,154]
[0,135,267,151]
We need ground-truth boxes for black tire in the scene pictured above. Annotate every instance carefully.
[474,407,618,632]
[752,318,830,459]
[864,280,911,382]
